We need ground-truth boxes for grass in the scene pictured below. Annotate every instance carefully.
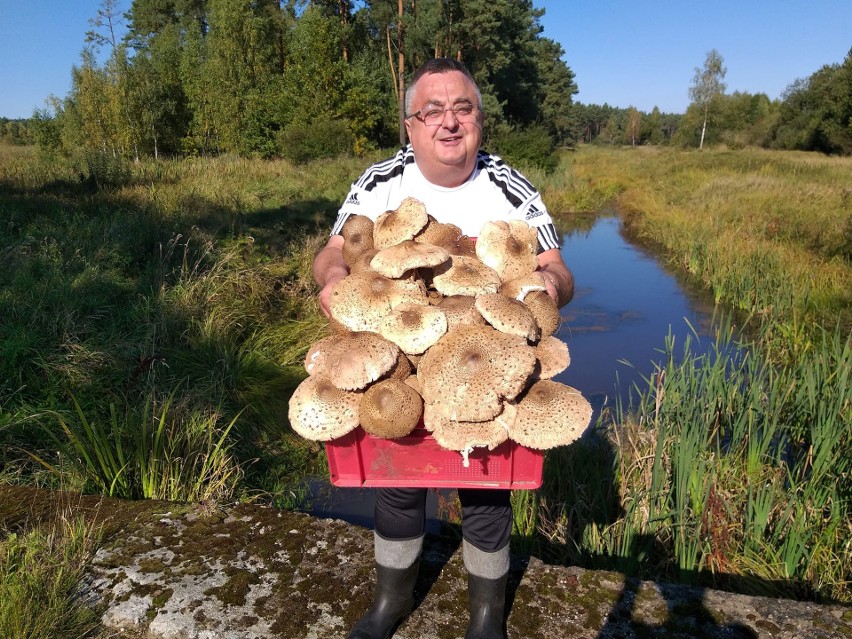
[0,514,102,639]
[0,145,344,481]
[547,146,852,336]
[533,318,850,602]
[30,392,244,502]
[1,143,850,618]
[521,146,851,602]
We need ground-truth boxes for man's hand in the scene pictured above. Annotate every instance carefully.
[536,248,575,308]
[312,235,349,317]
[318,273,346,317]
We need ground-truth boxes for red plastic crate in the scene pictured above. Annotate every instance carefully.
[325,425,544,489]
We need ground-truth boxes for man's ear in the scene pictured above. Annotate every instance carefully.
[404,118,412,141]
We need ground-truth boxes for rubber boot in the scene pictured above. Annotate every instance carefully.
[463,540,509,639]
[347,534,422,639]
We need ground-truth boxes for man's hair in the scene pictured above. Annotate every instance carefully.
[404,58,482,117]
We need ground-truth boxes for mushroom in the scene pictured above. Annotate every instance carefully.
[341,214,375,268]
[418,325,536,423]
[533,335,571,379]
[523,290,561,337]
[403,373,423,395]
[431,255,501,297]
[303,336,333,375]
[416,218,477,257]
[507,380,593,449]
[406,353,422,368]
[374,197,429,249]
[303,331,400,391]
[349,248,380,275]
[381,351,414,381]
[379,303,448,355]
[359,379,423,439]
[288,375,361,441]
[476,220,539,283]
[475,293,541,342]
[370,240,450,279]
[436,295,487,332]
[499,274,547,301]
[329,271,428,333]
[431,409,513,467]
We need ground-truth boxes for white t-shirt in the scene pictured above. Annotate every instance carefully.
[331,145,560,251]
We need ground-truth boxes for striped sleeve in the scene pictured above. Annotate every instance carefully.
[331,147,414,236]
[479,153,561,252]
[537,222,560,253]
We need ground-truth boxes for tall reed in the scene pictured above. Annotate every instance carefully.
[34,392,243,502]
[537,320,850,601]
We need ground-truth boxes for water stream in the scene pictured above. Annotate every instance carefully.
[303,214,723,526]
[555,214,717,412]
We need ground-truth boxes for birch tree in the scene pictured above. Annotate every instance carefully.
[689,49,726,149]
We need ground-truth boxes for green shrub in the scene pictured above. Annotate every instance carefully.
[76,149,132,190]
[488,124,559,173]
[278,119,354,163]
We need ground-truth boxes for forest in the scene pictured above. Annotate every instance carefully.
[2,0,851,162]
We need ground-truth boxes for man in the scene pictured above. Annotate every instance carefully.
[312,58,574,639]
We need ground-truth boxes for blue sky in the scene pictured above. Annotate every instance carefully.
[0,0,849,119]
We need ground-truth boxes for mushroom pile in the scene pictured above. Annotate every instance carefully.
[288,197,593,465]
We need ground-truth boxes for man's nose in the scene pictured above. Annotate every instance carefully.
[441,109,460,128]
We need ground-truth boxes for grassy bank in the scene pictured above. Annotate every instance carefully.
[522,146,851,602]
[1,144,849,618]
[553,146,852,339]
[0,145,377,501]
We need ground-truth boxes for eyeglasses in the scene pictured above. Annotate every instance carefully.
[408,104,479,126]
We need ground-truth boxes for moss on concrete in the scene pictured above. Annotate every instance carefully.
[3,485,851,639]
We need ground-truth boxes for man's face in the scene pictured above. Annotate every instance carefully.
[404,70,483,188]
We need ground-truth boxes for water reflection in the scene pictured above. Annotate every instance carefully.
[555,215,717,413]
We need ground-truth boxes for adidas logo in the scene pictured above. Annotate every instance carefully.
[525,207,543,220]
[346,193,360,205]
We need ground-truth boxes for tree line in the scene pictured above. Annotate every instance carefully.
[26,0,578,167]
[572,47,852,155]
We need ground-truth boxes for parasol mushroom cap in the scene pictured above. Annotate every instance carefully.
[341,214,375,268]
[429,403,517,466]
[304,331,400,390]
[370,240,450,279]
[329,271,428,333]
[523,290,561,337]
[406,353,422,368]
[380,302,448,355]
[476,220,539,283]
[418,325,536,423]
[359,379,423,439]
[416,218,477,257]
[374,197,429,249]
[381,351,414,381]
[533,335,571,379]
[507,380,592,450]
[349,248,380,275]
[303,335,334,375]
[403,373,423,395]
[475,293,541,342]
[328,314,352,334]
[436,295,487,331]
[500,274,547,301]
[431,414,510,453]
[431,255,501,297]
[288,375,361,441]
